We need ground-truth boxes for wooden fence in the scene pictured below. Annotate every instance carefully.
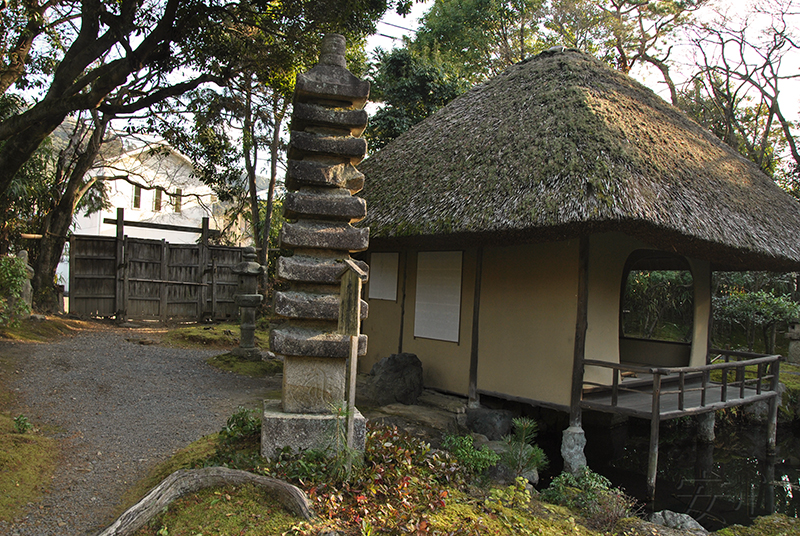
[68,211,243,322]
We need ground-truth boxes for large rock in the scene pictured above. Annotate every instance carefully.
[466,407,514,441]
[651,510,707,533]
[367,353,424,406]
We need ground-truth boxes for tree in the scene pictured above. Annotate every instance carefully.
[411,0,707,99]
[413,0,550,82]
[365,47,470,150]
[0,0,394,200]
[684,0,800,186]
[1,0,398,310]
[0,0,80,95]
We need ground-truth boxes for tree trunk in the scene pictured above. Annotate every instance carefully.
[97,467,313,536]
[31,114,108,312]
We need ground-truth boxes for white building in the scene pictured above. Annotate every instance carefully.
[59,141,236,291]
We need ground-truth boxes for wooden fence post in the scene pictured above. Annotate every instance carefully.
[160,240,168,323]
[199,217,210,321]
[115,208,125,321]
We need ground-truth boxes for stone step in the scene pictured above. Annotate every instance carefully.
[276,255,369,285]
[292,103,368,136]
[284,191,366,222]
[288,131,367,163]
[285,160,364,193]
[270,326,367,358]
[273,290,368,321]
[280,221,369,252]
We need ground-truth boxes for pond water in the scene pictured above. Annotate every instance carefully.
[538,419,800,531]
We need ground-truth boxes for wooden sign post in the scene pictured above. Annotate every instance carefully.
[338,259,368,449]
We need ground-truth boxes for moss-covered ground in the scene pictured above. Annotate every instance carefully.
[0,316,67,522]
[161,323,269,350]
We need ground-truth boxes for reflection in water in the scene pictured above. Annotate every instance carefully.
[539,420,799,531]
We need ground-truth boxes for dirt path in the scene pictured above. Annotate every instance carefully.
[0,324,280,536]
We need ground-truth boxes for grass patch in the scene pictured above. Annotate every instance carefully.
[206,353,282,377]
[115,434,220,517]
[0,414,58,522]
[0,315,92,342]
[133,483,301,536]
[162,323,269,350]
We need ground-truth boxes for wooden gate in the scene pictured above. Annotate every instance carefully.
[69,213,243,321]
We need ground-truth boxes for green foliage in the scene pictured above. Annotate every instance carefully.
[442,433,501,475]
[269,424,464,534]
[366,47,470,150]
[486,477,532,510]
[13,414,32,434]
[622,268,693,342]
[0,255,30,326]
[219,406,261,446]
[541,467,638,532]
[501,417,548,477]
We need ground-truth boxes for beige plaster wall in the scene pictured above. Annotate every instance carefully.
[584,233,652,384]
[477,240,579,407]
[361,251,405,373]
[400,249,476,395]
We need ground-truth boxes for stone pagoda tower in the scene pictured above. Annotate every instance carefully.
[262,34,370,457]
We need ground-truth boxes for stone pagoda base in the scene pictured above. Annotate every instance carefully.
[261,400,366,459]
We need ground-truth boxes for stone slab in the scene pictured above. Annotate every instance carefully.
[271,326,367,358]
[295,66,370,108]
[261,399,366,459]
[417,390,467,414]
[280,221,369,252]
[284,191,366,222]
[292,103,368,136]
[288,131,367,163]
[285,161,364,193]
[273,290,368,321]
[282,356,346,413]
[276,255,369,285]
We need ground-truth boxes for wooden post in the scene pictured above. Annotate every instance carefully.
[338,259,368,449]
[198,217,210,321]
[160,240,168,323]
[569,236,590,428]
[647,372,662,502]
[766,359,781,455]
[468,247,483,406]
[123,236,130,318]
[115,208,125,321]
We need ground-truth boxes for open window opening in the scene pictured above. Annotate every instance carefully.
[619,250,694,367]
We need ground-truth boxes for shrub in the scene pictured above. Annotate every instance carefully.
[219,406,261,445]
[501,417,548,478]
[13,415,33,434]
[0,255,30,326]
[442,433,500,475]
[542,467,638,532]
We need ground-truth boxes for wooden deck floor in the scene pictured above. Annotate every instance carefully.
[580,375,779,421]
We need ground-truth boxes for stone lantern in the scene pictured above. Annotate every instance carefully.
[232,246,264,360]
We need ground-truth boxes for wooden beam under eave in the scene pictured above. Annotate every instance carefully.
[570,235,590,427]
[468,247,484,404]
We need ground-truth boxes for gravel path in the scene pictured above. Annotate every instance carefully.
[1,325,279,536]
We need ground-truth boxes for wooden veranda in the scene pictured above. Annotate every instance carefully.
[580,349,782,501]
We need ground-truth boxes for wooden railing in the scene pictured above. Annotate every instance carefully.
[583,349,782,415]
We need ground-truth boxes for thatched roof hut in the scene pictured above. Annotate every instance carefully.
[360,48,800,272]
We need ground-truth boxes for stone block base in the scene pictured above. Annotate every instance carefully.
[231,347,262,361]
[261,400,366,459]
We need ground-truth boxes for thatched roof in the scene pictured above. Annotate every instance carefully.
[359,48,800,271]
